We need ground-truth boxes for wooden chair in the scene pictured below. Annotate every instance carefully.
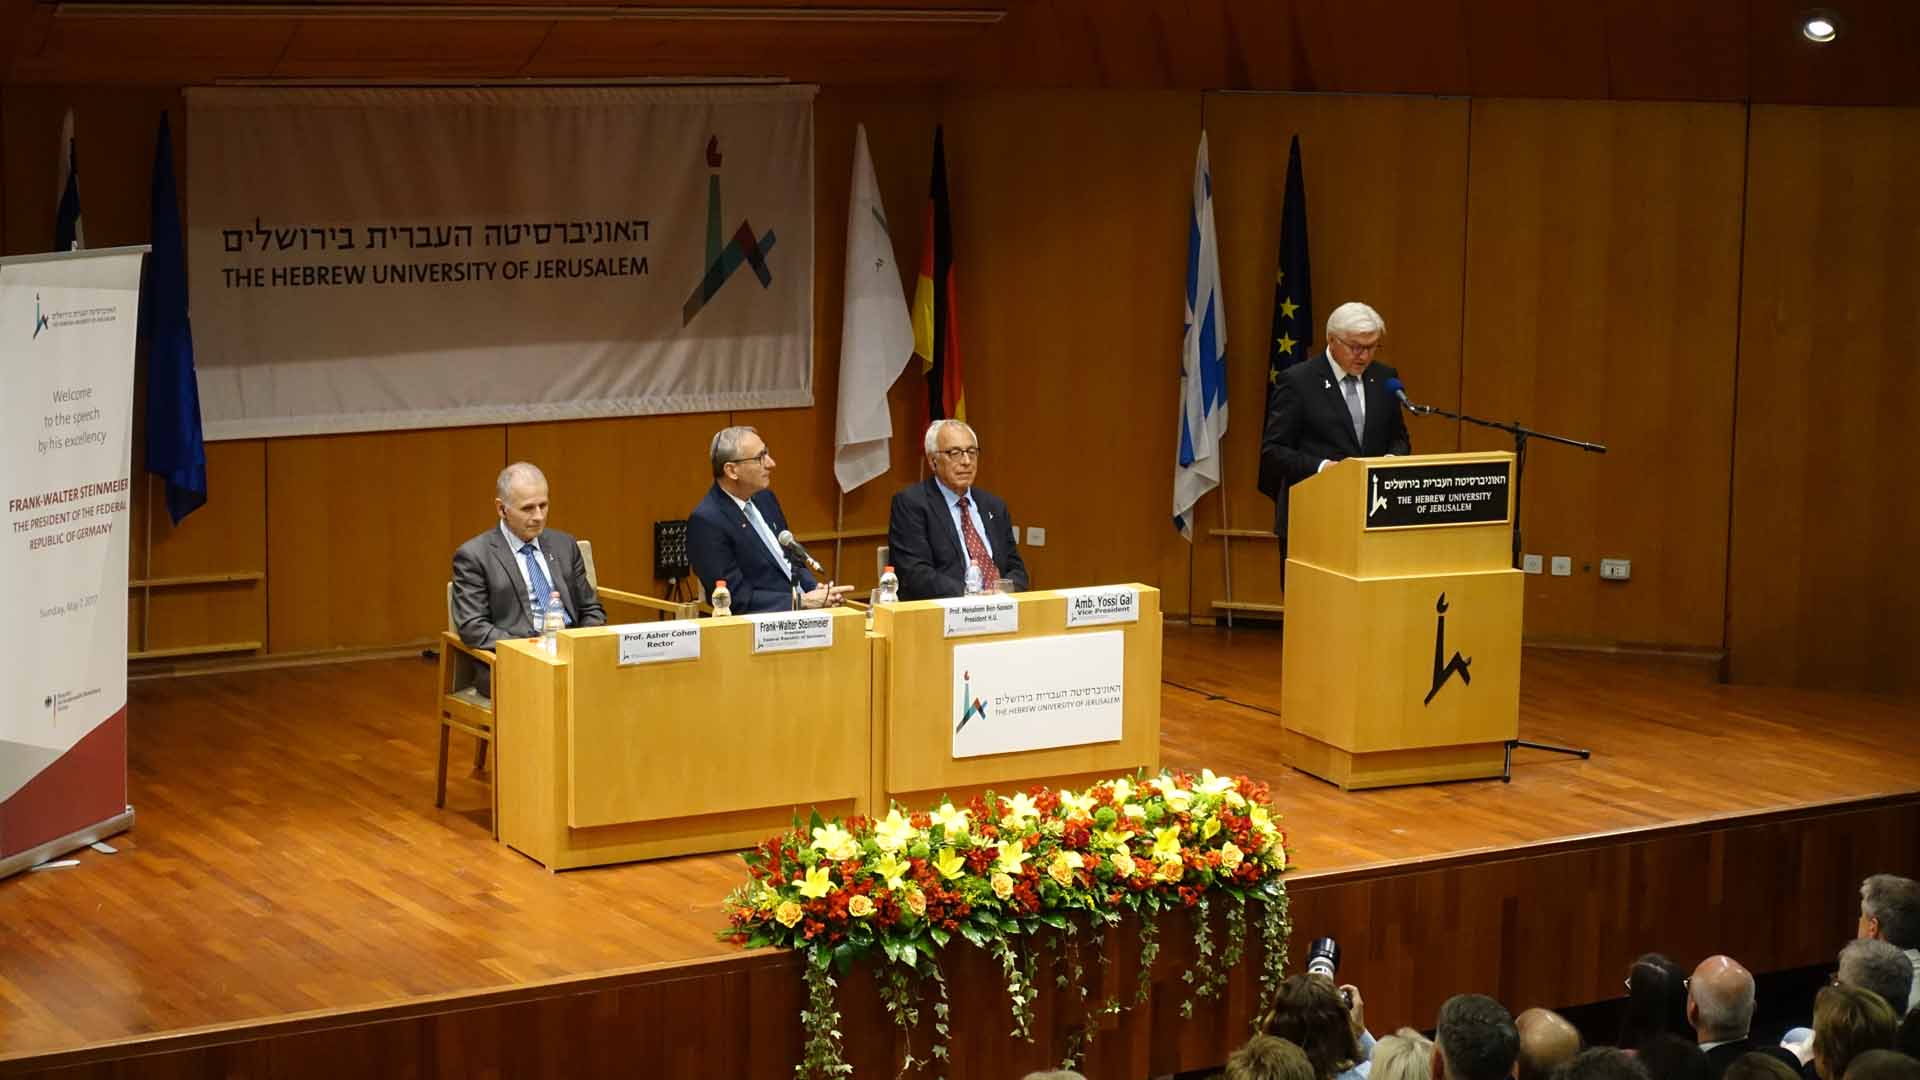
[436,540,695,839]
[436,583,498,837]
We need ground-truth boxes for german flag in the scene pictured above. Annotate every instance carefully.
[912,124,965,422]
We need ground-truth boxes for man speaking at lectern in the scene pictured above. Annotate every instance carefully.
[1258,301,1412,548]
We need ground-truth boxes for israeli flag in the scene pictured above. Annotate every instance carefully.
[1173,132,1227,540]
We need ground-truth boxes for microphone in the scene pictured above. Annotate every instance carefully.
[1384,377,1428,415]
[776,529,825,573]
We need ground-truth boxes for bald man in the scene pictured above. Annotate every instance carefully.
[1687,956,1800,1079]
[1516,1009,1581,1080]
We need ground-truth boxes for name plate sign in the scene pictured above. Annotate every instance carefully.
[617,621,702,665]
[1063,585,1140,628]
[1365,460,1512,529]
[940,596,1019,638]
[748,610,835,653]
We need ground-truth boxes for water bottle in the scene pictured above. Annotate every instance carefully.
[964,561,983,596]
[877,565,899,605]
[710,578,732,618]
[541,590,563,654]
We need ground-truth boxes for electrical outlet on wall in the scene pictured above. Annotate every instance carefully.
[1600,558,1631,581]
[1025,526,1046,547]
[1522,554,1543,574]
[1550,556,1572,577]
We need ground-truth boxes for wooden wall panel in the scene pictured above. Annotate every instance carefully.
[937,89,1195,600]
[1726,107,1920,692]
[137,440,268,654]
[503,414,726,599]
[1460,99,1746,649]
[265,427,505,653]
[1192,92,1471,618]
[1,85,183,258]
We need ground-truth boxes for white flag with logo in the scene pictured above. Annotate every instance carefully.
[833,123,914,493]
[1173,131,1227,540]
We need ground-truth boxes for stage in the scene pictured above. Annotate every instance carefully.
[2,624,1917,1076]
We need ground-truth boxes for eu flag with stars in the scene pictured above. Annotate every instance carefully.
[139,111,207,525]
[1264,135,1312,423]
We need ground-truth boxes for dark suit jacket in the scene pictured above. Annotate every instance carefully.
[1703,1039,1802,1080]
[686,483,817,614]
[451,524,605,650]
[1257,353,1412,543]
[887,477,1028,601]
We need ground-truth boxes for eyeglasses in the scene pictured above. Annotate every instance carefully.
[727,450,772,466]
[1333,337,1383,356]
[936,447,981,462]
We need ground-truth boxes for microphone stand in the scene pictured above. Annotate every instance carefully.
[1409,400,1607,781]
[786,551,806,612]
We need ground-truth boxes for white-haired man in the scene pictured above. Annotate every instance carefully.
[1257,301,1412,548]
[451,462,606,690]
[887,419,1028,601]
[1685,955,1800,1079]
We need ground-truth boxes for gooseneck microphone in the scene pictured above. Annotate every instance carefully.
[1384,376,1429,415]
[775,529,825,574]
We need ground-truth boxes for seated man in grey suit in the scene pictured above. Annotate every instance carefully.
[887,419,1028,601]
[452,461,605,691]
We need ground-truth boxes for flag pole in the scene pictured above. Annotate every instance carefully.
[142,475,154,653]
[833,490,846,585]
[1218,456,1234,629]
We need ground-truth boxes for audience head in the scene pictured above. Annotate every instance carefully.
[1374,1028,1436,1080]
[494,461,550,542]
[709,425,775,495]
[1515,1007,1582,1080]
[1687,955,1758,1043]
[1859,875,1920,949]
[1556,1047,1652,1080]
[1811,983,1899,1080]
[1227,1034,1319,1080]
[1638,1035,1711,1080]
[1433,993,1520,1080]
[923,419,981,495]
[1621,954,1693,1052]
[1265,974,1362,1080]
[1837,939,1914,1018]
[1720,1053,1800,1080]
[1842,1050,1920,1080]
[1019,1073,1087,1080]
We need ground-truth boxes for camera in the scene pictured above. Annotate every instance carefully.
[1306,936,1340,981]
[1306,937,1354,1008]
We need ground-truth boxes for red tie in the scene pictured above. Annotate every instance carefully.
[956,496,999,590]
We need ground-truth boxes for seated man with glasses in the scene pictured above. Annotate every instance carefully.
[1257,300,1413,551]
[887,419,1028,600]
[688,425,848,613]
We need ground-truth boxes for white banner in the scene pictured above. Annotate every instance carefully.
[952,631,1125,759]
[186,86,815,440]
[1,249,143,804]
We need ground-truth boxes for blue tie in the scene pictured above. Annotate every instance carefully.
[521,542,559,626]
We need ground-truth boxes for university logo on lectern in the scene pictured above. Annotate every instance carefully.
[1424,593,1472,705]
[955,670,988,733]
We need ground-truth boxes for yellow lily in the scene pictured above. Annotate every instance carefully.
[933,846,966,880]
[874,852,910,891]
[810,823,860,861]
[872,809,918,853]
[796,864,833,899]
[1195,768,1237,795]
[1003,791,1041,826]
[931,802,970,837]
[995,842,1031,875]
[1152,825,1183,860]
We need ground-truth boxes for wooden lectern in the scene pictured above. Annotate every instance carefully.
[872,587,1162,811]
[493,609,872,870]
[1280,452,1521,789]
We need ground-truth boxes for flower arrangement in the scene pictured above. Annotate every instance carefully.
[719,768,1293,1078]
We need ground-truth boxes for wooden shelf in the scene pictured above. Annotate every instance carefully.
[1208,529,1278,540]
[130,641,264,661]
[130,571,265,589]
[1209,600,1285,614]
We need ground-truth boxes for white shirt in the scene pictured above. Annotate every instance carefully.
[936,478,994,561]
[1317,354,1368,473]
[499,521,563,619]
[727,490,793,580]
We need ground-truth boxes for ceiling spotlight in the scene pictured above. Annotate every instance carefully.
[1801,12,1839,43]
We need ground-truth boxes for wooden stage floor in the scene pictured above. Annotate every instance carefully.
[3,624,1919,1065]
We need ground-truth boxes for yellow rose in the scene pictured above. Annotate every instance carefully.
[991,872,1015,900]
[1158,859,1184,881]
[904,888,927,917]
[774,901,804,928]
[1110,852,1137,877]
[1047,851,1082,887]
[848,894,875,918]
[1219,842,1244,871]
